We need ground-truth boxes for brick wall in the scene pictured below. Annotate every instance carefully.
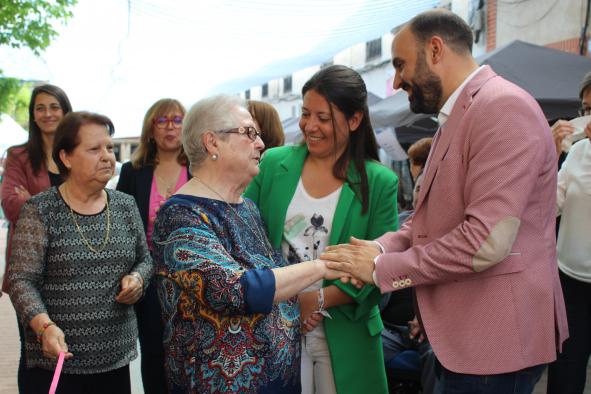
[546,37,584,55]
[486,0,497,51]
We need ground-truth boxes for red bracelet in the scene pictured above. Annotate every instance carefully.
[36,321,56,343]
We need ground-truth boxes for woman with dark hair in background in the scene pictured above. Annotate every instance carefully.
[247,100,285,151]
[116,98,189,393]
[1,83,72,393]
[245,65,398,394]
[8,111,152,394]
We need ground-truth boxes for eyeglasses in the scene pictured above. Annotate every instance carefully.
[154,116,183,129]
[578,106,591,117]
[218,126,261,141]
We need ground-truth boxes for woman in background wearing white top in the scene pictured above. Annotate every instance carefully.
[245,65,398,394]
[547,72,591,394]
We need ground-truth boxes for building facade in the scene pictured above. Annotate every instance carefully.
[241,0,589,125]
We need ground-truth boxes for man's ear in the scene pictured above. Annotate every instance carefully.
[429,35,444,65]
[348,111,364,132]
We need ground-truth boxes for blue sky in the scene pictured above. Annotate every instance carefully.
[0,0,436,137]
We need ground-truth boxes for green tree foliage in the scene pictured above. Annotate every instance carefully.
[0,78,32,127]
[0,0,77,126]
[0,0,78,55]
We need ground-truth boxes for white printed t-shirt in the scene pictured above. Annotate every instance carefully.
[281,178,342,338]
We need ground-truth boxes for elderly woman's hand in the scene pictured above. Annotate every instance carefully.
[41,324,74,360]
[317,260,351,281]
[115,273,143,304]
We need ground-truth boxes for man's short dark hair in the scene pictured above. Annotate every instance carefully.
[408,9,473,55]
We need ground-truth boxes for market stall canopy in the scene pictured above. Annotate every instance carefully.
[369,91,438,145]
[478,40,591,120]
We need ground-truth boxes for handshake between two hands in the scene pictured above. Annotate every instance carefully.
[319,236,382,287]
[300,237,383,334]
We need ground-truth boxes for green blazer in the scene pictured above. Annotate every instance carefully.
[244,144,398,394]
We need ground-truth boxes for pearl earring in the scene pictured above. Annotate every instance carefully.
[211,154,218,161]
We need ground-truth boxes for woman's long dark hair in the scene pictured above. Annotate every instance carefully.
[301,65,379,213]
[26,84,72,175]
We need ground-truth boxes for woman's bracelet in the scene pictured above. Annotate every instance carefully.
[36,321,56,343]
[317,288,326,312]
[316,288,332,319]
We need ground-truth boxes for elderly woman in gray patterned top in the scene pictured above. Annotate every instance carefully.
[7,111,153,394]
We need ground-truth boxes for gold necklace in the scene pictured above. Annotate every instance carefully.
[192,176,274,262]
[155,168,181,196]
[64,184,111,253]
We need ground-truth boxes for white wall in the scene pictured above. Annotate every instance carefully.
[496,0,585,47]
[266,65,318,120]
[272,99,302,120]
[362,62,391,99]
[448,0,487,56]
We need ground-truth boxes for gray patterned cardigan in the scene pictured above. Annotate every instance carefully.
[7,187,153,374]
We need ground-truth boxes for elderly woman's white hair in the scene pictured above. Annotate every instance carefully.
[182,94,247,168]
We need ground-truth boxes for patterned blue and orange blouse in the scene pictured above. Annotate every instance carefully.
[152,194,301,394]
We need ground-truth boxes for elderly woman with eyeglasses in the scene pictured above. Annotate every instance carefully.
[116,98,190,394]
[7,111,152,394]
[152,94,349,394]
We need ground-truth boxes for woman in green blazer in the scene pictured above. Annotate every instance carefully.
[244,65,398,394]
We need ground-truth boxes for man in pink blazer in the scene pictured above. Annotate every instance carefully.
[323,9,568,393]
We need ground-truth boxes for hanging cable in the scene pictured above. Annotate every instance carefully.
[580,0,591,55]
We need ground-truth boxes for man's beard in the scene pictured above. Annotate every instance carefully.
[403,54,443,114]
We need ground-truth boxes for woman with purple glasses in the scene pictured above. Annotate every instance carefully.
[116,98,190,394]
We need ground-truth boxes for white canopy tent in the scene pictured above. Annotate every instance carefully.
[0,114,28,158]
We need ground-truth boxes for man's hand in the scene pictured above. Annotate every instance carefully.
[317,259,351,281]
[321,237,381,285]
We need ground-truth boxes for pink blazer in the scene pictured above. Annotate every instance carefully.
[1,145,51,292]
[374,66,568,375]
